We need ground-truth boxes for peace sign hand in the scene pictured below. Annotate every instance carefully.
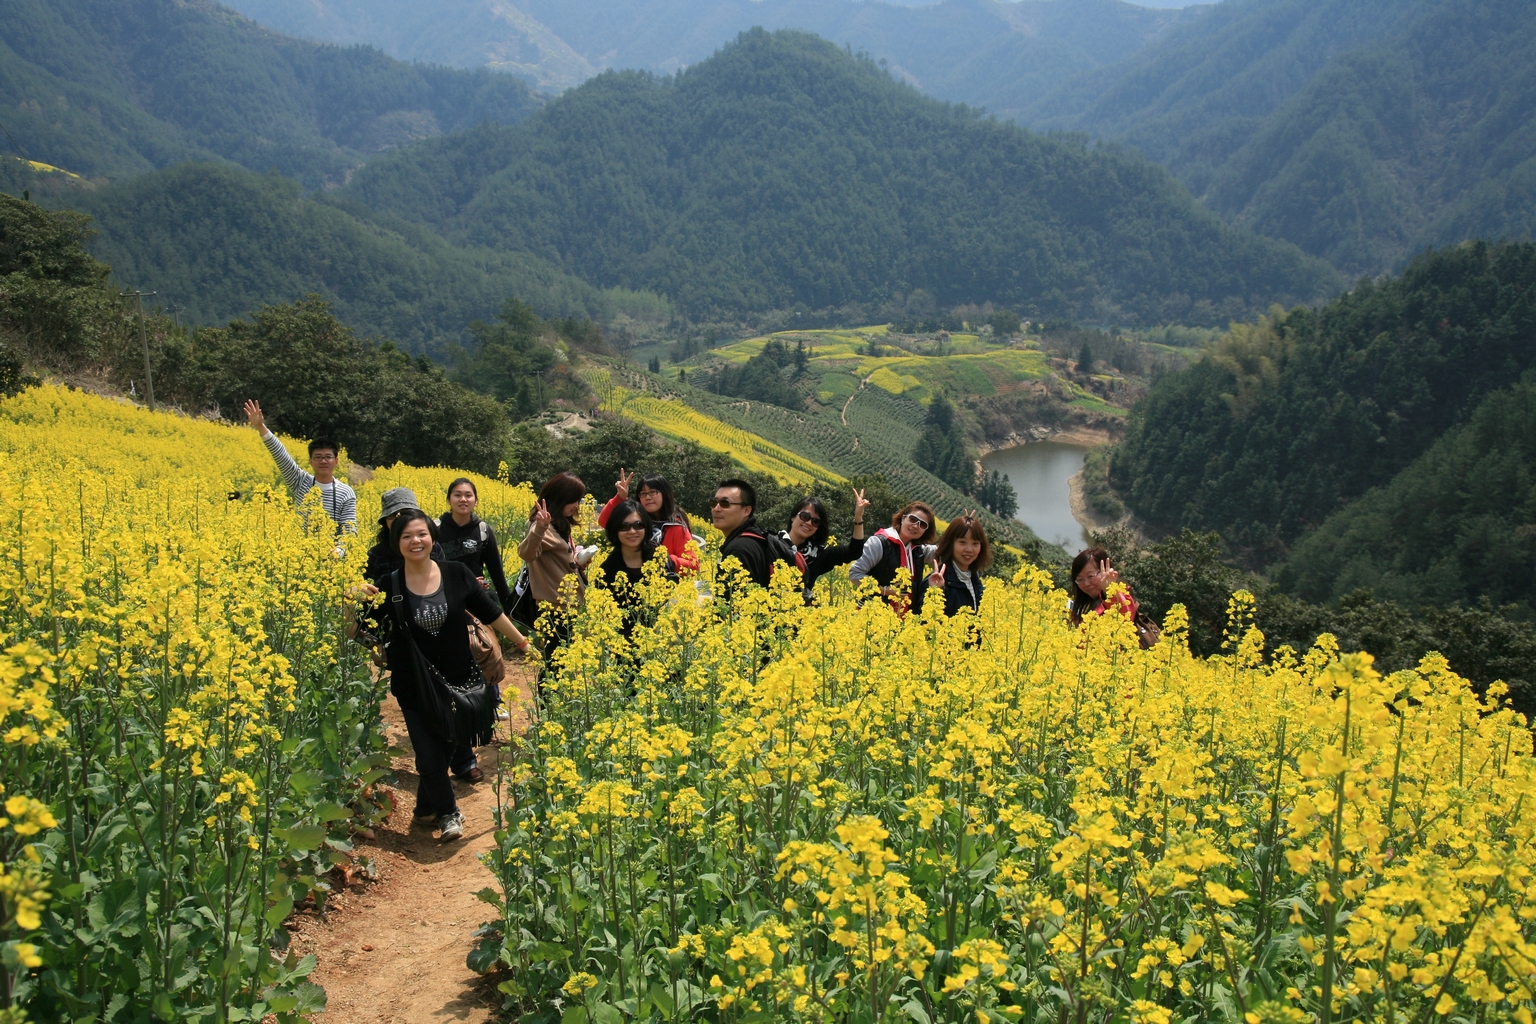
[852,487,870,517]
[1101,559,1120,586]
[532,499,552,529]
[615,468,634,501]
[927,562,947,588]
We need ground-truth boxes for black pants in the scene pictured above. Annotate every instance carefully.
[399,703,476,818]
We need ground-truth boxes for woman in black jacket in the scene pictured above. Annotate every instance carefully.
[925,512,990,617]
[437,477,513,611]
[597,500,679,637]
[778,488,871,602]
[349,510,527,841]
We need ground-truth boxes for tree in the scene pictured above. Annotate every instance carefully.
[158,295,510,473]
[648,354,662,374]
[912,391,973,492]
[975,469,1017,518]
[451,298,587,417]
[793,338,808,376]
[1077,342,1094,374]
[989,309,1021,337]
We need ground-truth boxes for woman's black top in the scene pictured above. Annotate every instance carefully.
[934,560,985,616]
[437,514,512,611]
[363,561,502,709]
[777,530,865,600]
[598,548,679,635]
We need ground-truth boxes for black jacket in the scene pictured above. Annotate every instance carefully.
[863,531,931,615]
[436,514,512,610]
[598,548,680,636]
[932,560,985,616]
[363,562,502,710]
[779,530,864,599]
[719,516,773,591]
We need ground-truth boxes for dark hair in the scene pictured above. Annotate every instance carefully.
[934,514,991,573]
[717,478,756,511]
[537,472,586,539]
[446,477,478,501]
[308,437,339,458]
[636,474,680,524]
[605,500,657,560]
[1068,547,1111,615]
[389,509,438,553]
[890,501,938,544]
[787,496,829,548]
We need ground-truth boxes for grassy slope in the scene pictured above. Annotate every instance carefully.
[599,328,1080,560]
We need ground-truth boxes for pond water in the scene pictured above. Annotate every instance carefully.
[980,441,1091,551]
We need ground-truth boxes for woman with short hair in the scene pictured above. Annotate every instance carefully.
[925,512,991,616]
[849,500,939,615]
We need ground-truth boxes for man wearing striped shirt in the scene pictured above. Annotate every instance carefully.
[244,399,357,534]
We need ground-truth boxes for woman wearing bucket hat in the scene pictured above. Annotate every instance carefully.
[365,487,444,584]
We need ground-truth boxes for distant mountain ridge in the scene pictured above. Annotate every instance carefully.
[0,0,543,187]
[1025,0,1536,275]
[221,0,1197,117]
[338,29,1338,324]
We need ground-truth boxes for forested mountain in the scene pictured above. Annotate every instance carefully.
[0,0,542,188]
[341,29,1337,324]
[59,163,661,350]
[1025,0,1536,275]
[224,0,1195,115]
[1108,240,1536,580]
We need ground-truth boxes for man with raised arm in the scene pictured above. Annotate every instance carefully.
[244,399,357,535]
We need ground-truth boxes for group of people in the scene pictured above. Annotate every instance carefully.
[246,399,1142,843]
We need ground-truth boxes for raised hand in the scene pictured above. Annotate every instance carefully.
[614,468,634,501]
[927,562,947,588]
[1102,558,1120,586]
[852,487,870,518]
[243,399,268,434]
[532,499,552,529]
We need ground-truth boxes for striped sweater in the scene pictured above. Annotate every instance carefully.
[261,432,357,533]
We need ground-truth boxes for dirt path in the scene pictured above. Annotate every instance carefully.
[288,665,536,1024]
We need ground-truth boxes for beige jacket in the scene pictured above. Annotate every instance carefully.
[517,524,586,606]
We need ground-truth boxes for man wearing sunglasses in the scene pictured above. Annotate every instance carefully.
[849,500,939,616]
[711,478,774,593]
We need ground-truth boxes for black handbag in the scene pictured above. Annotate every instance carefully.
[389,570,498,749]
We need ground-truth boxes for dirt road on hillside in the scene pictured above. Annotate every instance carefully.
[288,666,536,1024]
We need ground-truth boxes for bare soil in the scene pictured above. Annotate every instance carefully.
[288,664,536,1024]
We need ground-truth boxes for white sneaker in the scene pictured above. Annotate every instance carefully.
[496,707,510,720]
[438,811,464,841]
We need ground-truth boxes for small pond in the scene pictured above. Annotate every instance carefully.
[980,441,1092,552]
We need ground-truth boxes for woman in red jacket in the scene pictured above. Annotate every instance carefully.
[596,470,699,572]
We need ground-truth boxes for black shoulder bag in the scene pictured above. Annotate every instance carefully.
[388,569,497,749]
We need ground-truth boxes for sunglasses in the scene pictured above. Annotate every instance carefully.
[903,513,931,530]
[618,520,646,532]
[709,497,743,508]
[794,510,822,526]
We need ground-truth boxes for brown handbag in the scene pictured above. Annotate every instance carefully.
[1134,610,1162,650]
[467,615,506,685]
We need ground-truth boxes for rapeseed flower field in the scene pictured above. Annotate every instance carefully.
[3,384,1534,1024]
[0,386,529,1023]
[488,563,1536,1024]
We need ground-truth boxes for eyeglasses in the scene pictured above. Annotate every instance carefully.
[794,510,822,526]
[710,497,743,508]
[903,513,931,530]
[311,453,338,462]
[618,520,646,532]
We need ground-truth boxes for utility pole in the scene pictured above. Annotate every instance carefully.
[165,302,184,331]
[124,290,157,411]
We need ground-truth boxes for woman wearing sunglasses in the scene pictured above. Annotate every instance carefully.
[596,470,699,572]
[849,500,939,616]
[597,500,680,637]
[778,488,872,602]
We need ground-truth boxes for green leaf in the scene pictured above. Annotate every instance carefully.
[590,1004,622,1024]
[902,1000,931,1024]
[313,801,351,823]
[288,770,324,797]
[475,887,504,909]
[560,1007,588,1024]
[265,896,294,929]
[273,824,327,851]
